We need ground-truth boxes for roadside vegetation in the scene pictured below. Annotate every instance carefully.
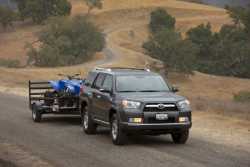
[0,58,20,68]
[0,0,105,67]
[0,5,17,30]
[234,91,250,103]
[143,8,198,74]
[27,16,105,67]
[84,0,104,14]
[144,6,250,78]
[13,0,72,24]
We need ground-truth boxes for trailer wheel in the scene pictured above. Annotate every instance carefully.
[81,106,96,134]
[32,105,42,123]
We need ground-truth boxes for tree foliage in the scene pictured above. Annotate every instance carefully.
[145,7,250,78]
[186,23,216,71]
[226,5,250,34]
[149,8,176,33]
[28,16,105,67]
[84,0,103,14]
[144,29,198,74]
[14,0,72,23]
[186,17,250,78]
[0,5,17,29]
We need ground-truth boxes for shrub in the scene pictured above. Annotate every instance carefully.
[14,0,72,23]
[144,8,197,74]
[143,29,198,74]
[234,91,250,103]
[187,22,250,78]
[145,7,250,78]
[0,5,17,29]
[28,16,105,67]
[149,8,176,33]
[84,0,104,14]
[226,5,250,34]
[0,58,20,68]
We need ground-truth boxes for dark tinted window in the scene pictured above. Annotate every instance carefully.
[102,75,113,91]
[93,73,105,89]
[116,75,170,92]
[85,72,98,87]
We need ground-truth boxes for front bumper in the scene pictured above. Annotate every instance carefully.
[120,121,192,131]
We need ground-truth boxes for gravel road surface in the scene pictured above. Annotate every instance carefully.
[0,93,249,167]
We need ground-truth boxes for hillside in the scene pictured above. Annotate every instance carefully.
[0,0,229,63]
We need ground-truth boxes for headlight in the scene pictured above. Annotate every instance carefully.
[122,100,141,109]
[178,100,190,110]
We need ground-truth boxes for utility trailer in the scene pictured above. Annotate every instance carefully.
[29,81,80,122]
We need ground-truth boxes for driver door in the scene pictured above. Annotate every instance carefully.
[92,73,105,120]
[98,74,113,122]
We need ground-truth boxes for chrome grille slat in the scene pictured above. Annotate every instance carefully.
[143,103,178,112]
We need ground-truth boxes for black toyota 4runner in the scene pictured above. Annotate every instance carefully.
[80,67,192,145]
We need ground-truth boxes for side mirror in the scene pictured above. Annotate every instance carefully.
[172,86,179,93]
[84,82,91,87]
[99,88,111,94]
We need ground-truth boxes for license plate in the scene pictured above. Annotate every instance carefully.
[155,114,168,120]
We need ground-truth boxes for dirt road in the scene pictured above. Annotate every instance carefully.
[0,93,249,167]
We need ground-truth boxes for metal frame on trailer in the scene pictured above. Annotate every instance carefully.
[28,81,80,115]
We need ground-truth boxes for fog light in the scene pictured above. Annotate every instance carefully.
[179,117,189,122]
[129,118,142,123]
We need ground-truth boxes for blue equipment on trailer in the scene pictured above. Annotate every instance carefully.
[28,74,84,122]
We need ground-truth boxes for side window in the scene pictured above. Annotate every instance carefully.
[102,75,113,92]
[93,73,105,89]
[85,72,98,87]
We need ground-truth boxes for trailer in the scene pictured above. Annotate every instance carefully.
[28,81,81,122]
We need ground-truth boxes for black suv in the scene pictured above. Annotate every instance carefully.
[80,67,192,145]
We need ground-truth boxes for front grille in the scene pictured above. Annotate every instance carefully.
[146,117,176,124]
[143,103,178,112]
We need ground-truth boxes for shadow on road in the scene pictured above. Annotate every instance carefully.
[0,159,17,167]
[41,116,81,126]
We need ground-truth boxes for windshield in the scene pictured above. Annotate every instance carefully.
[116,75,170,92]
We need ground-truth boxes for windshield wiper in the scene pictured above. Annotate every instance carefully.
[119,90,138,92]
[138,90,162,92]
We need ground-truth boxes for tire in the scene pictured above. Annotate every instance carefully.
[81,106,97,134]
[111,114,127,145]
[171,130,189,144]
[32,105,42,123]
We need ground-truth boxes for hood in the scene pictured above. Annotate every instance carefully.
[118,92,185,103]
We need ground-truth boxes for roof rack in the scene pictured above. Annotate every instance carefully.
[95,67,151,72]
[95,67,112,72]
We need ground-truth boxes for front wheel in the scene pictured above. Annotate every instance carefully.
[81,107,97,134]
[171,130,189,144]
[111,114,127,145]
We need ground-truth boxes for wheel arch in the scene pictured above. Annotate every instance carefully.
[80,100,88,114]
[109,108,117,122]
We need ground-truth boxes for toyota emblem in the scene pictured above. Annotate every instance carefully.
[158,104,165,109]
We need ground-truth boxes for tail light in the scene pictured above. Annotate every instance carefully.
[80,86,84,94]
